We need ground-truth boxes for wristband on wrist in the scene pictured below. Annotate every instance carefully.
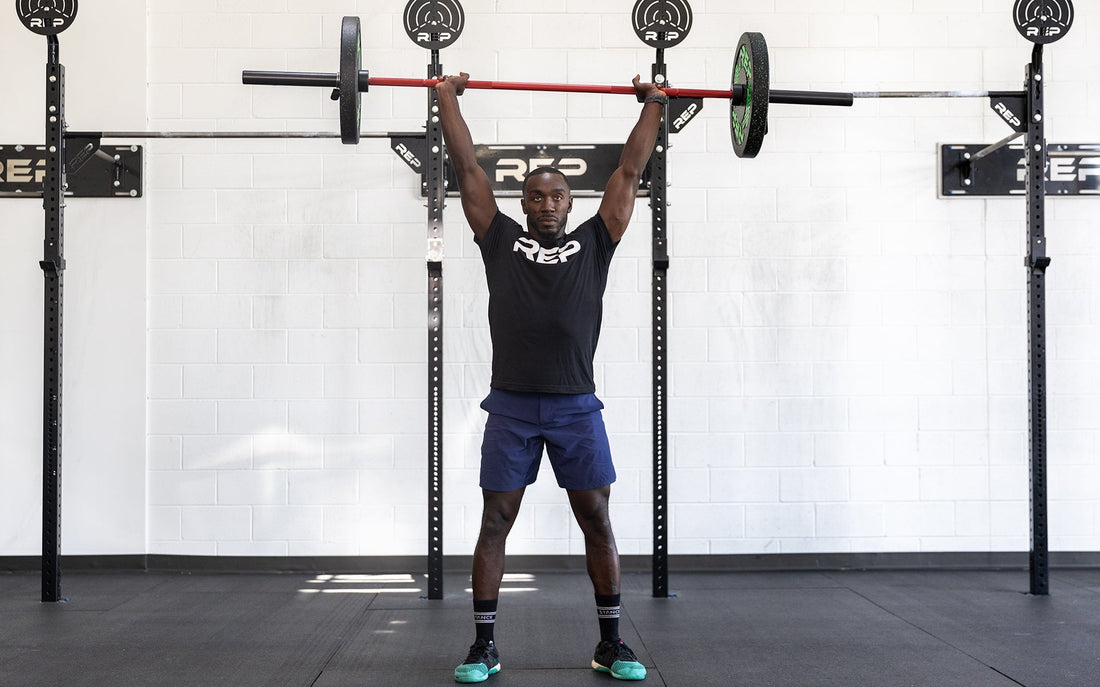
[644,92,669,105]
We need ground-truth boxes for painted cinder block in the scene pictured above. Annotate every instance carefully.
[13,4,1095,557]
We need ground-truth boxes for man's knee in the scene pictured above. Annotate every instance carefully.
[479,510,514,540]
[479,489,525,540]
[568,487,614,537]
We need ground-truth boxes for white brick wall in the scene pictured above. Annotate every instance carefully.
[0,1,150,556]
[3,3,1100,559]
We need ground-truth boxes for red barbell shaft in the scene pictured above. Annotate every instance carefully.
[241,70,855,107]
[366,76,853,106]
[369,77,852,106]
[369,76,733,99]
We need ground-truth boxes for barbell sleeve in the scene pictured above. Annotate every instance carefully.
[243,70,370,91]
[769,89,854,106]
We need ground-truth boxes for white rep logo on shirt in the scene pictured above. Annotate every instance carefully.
[513,237,582,264]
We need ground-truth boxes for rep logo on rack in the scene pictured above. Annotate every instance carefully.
[1013,0,1074,44]
[632,0,692,49]
[403,0,464,49]
[0,149,46,188]
[16,0,78,36]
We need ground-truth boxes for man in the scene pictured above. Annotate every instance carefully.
[435,72,665,683]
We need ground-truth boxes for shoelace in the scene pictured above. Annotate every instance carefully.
[464,642,496,665]
[609,640,638,662]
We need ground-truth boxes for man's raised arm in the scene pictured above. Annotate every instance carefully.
[436,73,498,241]
[598,76,666,243]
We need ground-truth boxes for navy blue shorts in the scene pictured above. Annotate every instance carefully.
[479,389,616,492]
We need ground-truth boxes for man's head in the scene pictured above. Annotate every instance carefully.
[520,167,573,242]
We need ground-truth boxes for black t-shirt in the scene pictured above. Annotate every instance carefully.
[476,211,617,394]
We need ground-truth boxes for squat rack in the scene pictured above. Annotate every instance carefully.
[16,0,1073,602]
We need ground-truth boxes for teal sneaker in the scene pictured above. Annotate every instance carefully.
[454,638,501,683]
[592,639,647,680]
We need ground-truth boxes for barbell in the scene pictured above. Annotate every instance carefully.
[241,16,1034,158]
[242,17,857,157]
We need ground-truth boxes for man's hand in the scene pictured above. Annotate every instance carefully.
[435,72,469,96]
[632,75,665,103]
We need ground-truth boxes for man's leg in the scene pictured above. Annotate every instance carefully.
[567,486,619,596]
[473,487,527,599]
[569,486,646,681]
[455,487,525,684]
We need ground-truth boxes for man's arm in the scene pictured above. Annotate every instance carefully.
[598,76,666,243]
[436,73,498,241]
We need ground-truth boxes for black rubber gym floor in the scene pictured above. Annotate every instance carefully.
[2,568,1098,686]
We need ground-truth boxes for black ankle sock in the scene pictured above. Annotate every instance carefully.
[473,599,498,644]
[595,593,621,642]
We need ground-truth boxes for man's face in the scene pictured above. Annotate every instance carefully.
[521,172,573,242]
